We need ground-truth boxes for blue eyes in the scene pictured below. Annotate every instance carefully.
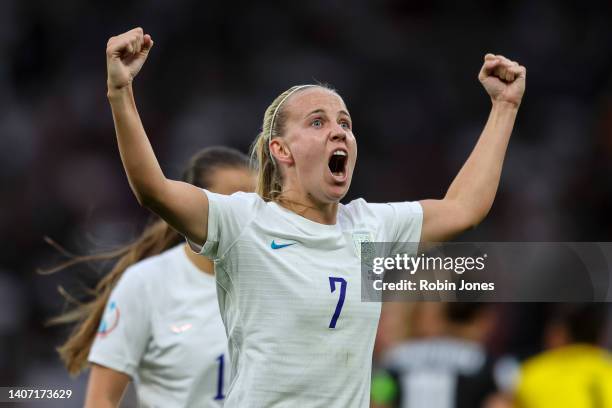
[311,119,351,130]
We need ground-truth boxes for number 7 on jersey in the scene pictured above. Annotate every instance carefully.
[328,277,347,328]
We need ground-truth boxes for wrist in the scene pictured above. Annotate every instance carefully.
[491,99,521,110]
[107,84,133,100]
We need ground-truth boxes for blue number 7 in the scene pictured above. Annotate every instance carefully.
[328,277,347,328]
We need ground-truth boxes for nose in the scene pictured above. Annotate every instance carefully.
[330,123,347,142]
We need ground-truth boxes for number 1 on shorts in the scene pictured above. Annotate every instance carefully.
[328,277,347,328]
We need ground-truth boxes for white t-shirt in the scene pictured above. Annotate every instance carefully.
[198,191,423,408]
[89,245,230,408]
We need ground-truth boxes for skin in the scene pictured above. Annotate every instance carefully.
[84,166,255,408]
[269,87,356,224]
[104,27,526,245]
[104,27,526,407]
[185,167,256,271]
[269,58,525,235]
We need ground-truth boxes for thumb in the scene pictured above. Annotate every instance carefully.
[141,34,154,53]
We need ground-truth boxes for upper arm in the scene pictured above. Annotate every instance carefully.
[419,198,474,242]
[84,364,130,408]
[146,180,209,247]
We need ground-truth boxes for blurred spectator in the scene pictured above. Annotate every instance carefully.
[514,304,612,408]
[372,303,504,408]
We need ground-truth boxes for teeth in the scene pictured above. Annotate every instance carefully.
[333,150,347,156]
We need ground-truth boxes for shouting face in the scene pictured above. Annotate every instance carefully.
[270,86,357,205]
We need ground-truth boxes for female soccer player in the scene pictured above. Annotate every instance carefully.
[54,147,255,407]
[104,27,526,407]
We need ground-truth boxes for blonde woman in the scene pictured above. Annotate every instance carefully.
[54,147,255,407]
[104,27,526,407]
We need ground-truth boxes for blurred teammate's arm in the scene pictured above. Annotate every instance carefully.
[84,364,130,408]
[106,28,208,247]
[420,54,526,242]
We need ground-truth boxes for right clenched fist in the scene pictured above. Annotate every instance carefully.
[106,27,153,91]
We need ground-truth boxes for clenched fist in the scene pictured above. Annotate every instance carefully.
[478,54,526,107]
[106,27,153,91]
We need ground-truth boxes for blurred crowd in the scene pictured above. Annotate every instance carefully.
[0,0,611,406]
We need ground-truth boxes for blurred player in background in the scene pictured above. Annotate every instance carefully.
[374,302,445,363]
[515,303,612,408]
[104,26,525,407]
[372,303,504,408]
[52,147,255,407]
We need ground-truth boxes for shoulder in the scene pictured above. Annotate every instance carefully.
[342,198,422,218]
[519,347,568,379]
[117,245,185,292]
[381,340,423,369]
[340,198,422,225]
[339,198,378,224]
[206,190,265,207]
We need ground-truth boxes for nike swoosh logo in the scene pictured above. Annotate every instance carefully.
[271,240,296,250]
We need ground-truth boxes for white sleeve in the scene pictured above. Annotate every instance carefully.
[369,201,423,254]
[88,268,151,379]
[193,191,260,260]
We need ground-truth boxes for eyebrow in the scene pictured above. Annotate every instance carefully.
[304,109,352,120]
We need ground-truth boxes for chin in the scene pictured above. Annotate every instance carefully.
[324,183,350,203]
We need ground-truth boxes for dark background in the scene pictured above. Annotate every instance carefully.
[1,0,611,406]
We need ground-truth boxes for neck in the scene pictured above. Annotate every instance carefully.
[183,244,214,275]
[277,189,339,225]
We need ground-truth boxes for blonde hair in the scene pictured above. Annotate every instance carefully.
[250,84,337,201]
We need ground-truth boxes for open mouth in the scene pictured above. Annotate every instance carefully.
[328,149,348,180]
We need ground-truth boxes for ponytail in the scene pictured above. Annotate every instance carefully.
[49,220,181,375]
[50,146,250,375]
[250,130,282,201]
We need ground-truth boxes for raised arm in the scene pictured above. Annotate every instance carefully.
[106,27,208,247]
[420,54,526,242]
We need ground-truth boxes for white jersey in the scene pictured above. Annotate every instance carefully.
[89,245,230,408]
[198,191,422,408]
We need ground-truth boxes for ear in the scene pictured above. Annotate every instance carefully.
[269,138,294,166]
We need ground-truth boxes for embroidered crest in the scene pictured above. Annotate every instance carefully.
[352,231,374,262]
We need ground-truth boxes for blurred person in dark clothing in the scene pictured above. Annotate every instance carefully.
[515,304,612,408]
[374,302,446,364]
[371,303,504,408]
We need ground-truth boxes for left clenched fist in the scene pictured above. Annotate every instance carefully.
[478,54,526,108]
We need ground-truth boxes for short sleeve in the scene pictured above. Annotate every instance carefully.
[369,201,423,243]
[192,191,261,260]
[88,268,151,379]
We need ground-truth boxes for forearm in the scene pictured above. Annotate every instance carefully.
[445,101,519,225]
[107,85,167,206]
[84,397,118,408]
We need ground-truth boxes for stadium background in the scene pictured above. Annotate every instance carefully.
[0,0,611,406]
